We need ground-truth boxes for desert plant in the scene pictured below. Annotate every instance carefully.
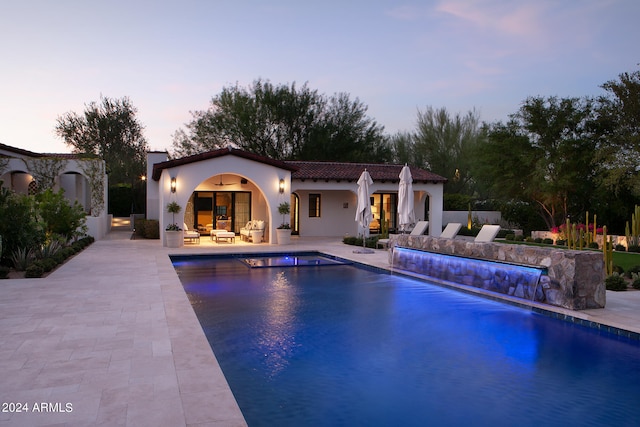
[10,247,34,271]
[37,239,63,259]
[605,273,627,291]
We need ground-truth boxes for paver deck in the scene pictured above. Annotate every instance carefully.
[1,223,639,426]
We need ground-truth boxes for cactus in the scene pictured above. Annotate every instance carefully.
[603,225,614,276]
[626,205,640,248]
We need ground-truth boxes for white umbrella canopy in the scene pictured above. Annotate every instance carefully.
[398,164,415,233]
[355,169,374,234]
[354,169,375,253]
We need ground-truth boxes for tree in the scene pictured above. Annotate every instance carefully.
[408,107,483,195]
[596,69,640,196]
[55,95,148,192]
[171,79,389,162]
[473,96,598,229]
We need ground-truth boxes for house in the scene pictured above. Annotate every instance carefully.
[147,148,447,245]
[0,143,110,239]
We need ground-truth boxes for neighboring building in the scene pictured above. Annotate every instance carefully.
[0,143,110,239]
[148,148,447,245]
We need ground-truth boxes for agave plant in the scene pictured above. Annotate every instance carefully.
[10,247,34,271]
[37,240,63,259]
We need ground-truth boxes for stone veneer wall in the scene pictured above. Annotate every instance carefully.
[388,235,606,310]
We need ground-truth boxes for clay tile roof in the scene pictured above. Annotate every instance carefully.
[284,161,447,183]
[0,142,94,160]
[151,147,298,181]
[151,147,447,184]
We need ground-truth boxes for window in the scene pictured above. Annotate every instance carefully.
[309,193,321,217]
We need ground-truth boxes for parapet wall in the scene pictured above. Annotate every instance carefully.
[389,235,606,310]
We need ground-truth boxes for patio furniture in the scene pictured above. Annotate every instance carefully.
[474,224,501,243]
[377,221,429,249]
[409,221,429,236]
[215,231,236,243]
[183,223,200,244]
[210,229,228,241]
[440,222,462,239]
[240,220,265,242]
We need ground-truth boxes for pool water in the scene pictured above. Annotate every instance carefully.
[172,254,640,427]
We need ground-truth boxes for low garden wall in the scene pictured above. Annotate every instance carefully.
[388,235,606,310]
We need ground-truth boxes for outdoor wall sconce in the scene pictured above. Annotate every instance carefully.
[279,178,285,194]
[170,177,177,193]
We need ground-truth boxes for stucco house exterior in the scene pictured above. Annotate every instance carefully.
[0,143,110,239]
[147,148,447,246]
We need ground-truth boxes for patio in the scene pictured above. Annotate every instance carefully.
[1,221,639,426]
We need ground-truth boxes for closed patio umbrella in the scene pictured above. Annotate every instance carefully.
[354,169,374,253]
[398,164,415,233]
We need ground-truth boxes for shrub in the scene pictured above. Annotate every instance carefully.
[40,257,58,273]
[53,251,66,264]
[534,237,543,243]
[10,248,34,271]
[35,189,87,241]
[628,245,640,253]
[633,277,640,290]
[588,242,599,249]
[543,238,554,245]
[605,273,627,291]
[25,262,44,278]
[505,233,515,241]
[0,265,9,279]
[613,265,624,275]
[556,239,566,246]
[343,236,358,245]
[625,265,640,279]
[615,244,626,252]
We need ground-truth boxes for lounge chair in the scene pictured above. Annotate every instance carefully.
[183,223,200,244]
[377,221,429,249]
[440,222,462,239]
[409,221,429,236]
[474,224,501,243]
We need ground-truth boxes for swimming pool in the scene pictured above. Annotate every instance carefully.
[172,253,640,427]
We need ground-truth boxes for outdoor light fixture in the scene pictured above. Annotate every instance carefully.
[170,177,177,193]
[279,178,285,194]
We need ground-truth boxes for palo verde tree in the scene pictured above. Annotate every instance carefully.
[171,79,389,162]
[55,95,148,214]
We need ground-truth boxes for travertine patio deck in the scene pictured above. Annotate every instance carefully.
[1,223,639,426]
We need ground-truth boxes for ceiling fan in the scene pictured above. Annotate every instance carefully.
[214,176,236,186]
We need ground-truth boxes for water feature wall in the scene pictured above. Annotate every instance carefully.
[389,235,606,310]
[392,247,546,302]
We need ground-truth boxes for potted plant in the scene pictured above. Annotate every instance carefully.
[165,201,183,248]
[276,202,291,245]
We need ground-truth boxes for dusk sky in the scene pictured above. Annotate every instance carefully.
[2,0,639,154]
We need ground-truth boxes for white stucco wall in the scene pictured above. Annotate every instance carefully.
[154,154,291,246]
